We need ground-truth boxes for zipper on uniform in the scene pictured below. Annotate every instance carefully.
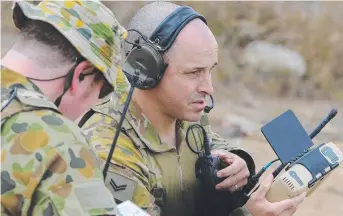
[175,150,189,215]
[177,153,184,192]
[174,150,185,193]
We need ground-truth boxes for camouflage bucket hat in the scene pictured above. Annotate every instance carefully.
[12,0,128,90]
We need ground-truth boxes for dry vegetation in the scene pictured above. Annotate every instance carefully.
[178,1,343,100]
[1,2,342,216]
[2,1,342,100]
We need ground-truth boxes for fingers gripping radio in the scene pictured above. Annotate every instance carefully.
[260,109,342,203]
[188,108,340,216]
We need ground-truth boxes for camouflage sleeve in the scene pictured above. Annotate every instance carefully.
[81,113,162,216]
[1,110,117,216]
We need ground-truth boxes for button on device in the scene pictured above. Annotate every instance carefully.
[321,146,339,163]
[289,170,304,186]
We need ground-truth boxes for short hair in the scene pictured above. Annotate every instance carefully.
[17,19,80,65]
[124,1,180,54]
[15,19,113,98]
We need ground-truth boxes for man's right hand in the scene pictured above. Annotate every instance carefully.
[246,174,306,216]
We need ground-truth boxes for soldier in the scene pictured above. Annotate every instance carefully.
[1,0,127,215]
[79,2,305,216]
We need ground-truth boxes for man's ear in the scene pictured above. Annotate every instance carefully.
[70,60,93,93]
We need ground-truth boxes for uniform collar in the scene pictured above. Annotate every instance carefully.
[1,66,43,94]
[95,92,187,153]
[126,98,184,152]
[1,66,60,114]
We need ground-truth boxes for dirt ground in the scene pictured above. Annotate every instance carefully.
[209,96,343,216]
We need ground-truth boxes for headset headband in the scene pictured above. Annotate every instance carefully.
[123,5,208,90]
[150,6,207,52]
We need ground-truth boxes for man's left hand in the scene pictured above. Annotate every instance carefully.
[211,149,250,192]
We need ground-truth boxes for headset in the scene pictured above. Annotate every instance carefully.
[102,5,216,182]
[122,5,208,90]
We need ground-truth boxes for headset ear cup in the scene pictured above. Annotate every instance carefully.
[123,42,167,89]
[145,77,156,87]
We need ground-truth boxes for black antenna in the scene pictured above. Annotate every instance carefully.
[202,126,211,156]
[272,108,338,177]
[224,108,339,207]
[103,69,140,180]
[309,108,338,139]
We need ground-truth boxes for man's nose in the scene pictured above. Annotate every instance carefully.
[198,72,214,95]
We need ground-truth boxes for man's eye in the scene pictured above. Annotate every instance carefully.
[188,70,200,75]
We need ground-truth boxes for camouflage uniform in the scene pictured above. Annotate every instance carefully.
[1,0,127,215]
[80,87,256,216]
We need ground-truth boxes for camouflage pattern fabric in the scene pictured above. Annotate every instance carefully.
[1,70,118,215]
[81,92,255,216]
[12,0,129,91]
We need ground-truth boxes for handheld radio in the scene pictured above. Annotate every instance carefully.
[266,141,343,202]
[260,109,342,202]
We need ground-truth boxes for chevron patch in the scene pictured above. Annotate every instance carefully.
[104,171,137,202]
[110,178,127,191]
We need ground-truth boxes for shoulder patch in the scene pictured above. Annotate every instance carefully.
[104,170,137,203]
[74,179,117,212]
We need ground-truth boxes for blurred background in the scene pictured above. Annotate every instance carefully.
[1,1,342,216]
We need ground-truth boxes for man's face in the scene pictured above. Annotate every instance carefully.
[153,19,218,122]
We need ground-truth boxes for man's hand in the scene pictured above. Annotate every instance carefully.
[246,174,306,216]
[211,149,250,192]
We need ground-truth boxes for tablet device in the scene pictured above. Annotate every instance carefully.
[261,110,314,164]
